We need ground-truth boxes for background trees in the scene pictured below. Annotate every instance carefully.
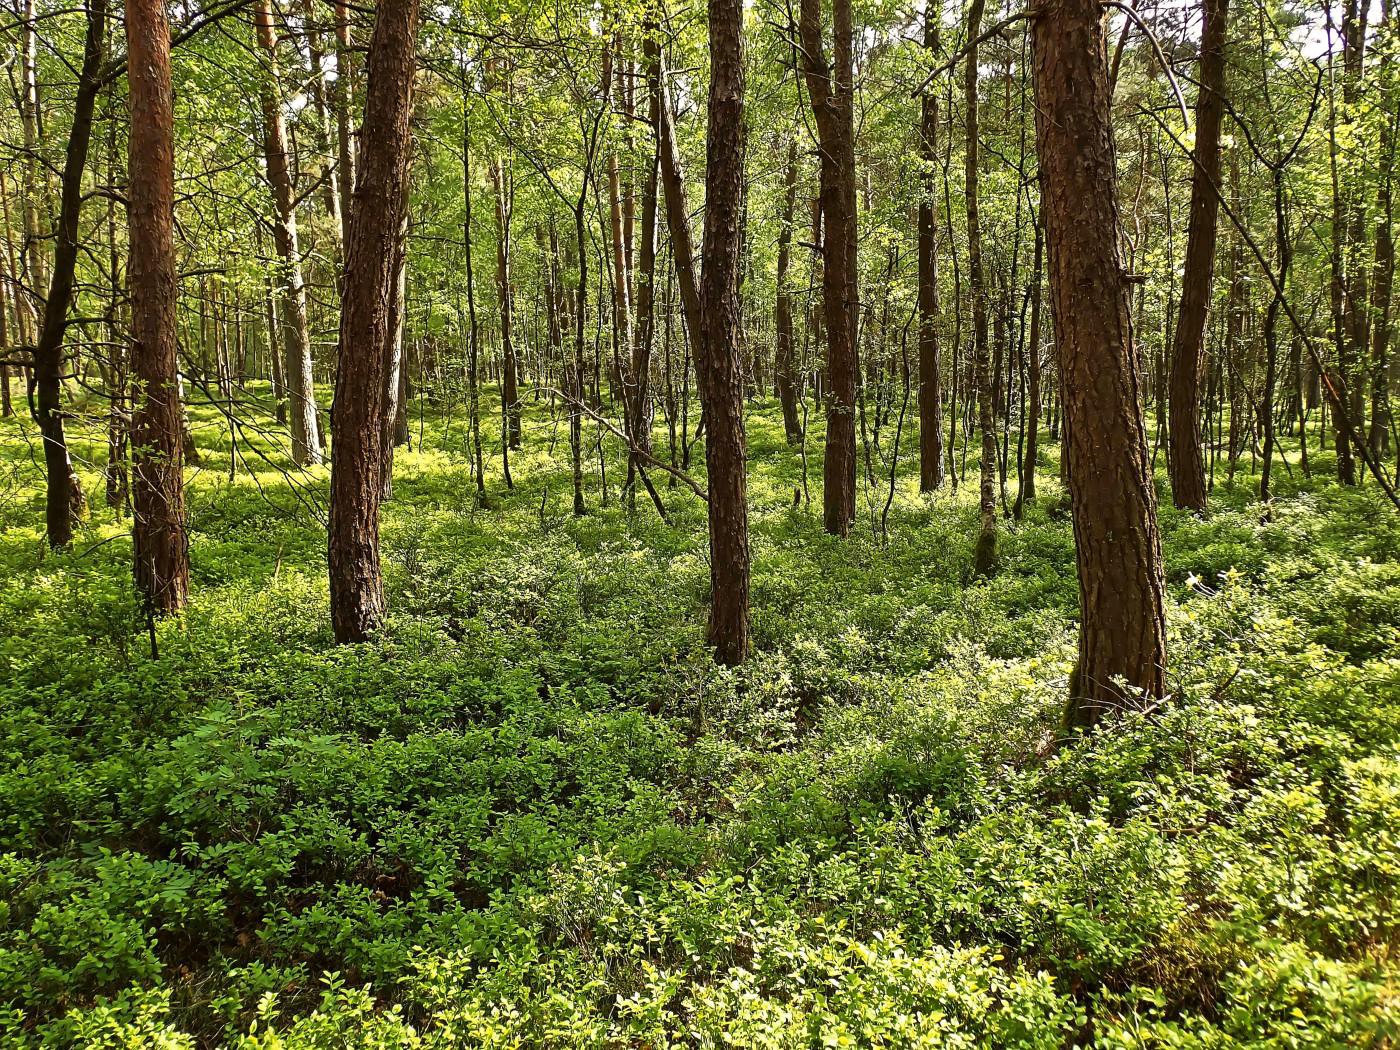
[0,0,1393,679]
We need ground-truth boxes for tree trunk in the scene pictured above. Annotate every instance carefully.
[126,0,190,614]
[463,98,487,502]
[1259,164,1290,503]
[629,30,662,493]
[698,0,751,665]
[1014,214,1043,518]
[1031,0,1167,729]
[328,0,419,643]
[799,0,859,536]
[1369,0,1396,454]
[333,0,358,231]
[917,0,944,492]
[490,153,521,449]
[33,0,107,547]
[299,0,345,254]
[775,139,803,445]
[1168,0,1228,512]
[965,0,996,576]
[380,218,407,500]
[255,0,323,466]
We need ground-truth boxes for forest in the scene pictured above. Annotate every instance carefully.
[1,0,1399,1042]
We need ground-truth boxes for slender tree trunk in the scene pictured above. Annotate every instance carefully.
[918,0,944,491]
[380,218,407,500]
[126,0,189,613]
[1341,0,1371,464]
[255,0,322,466]
[629,30,662,494]
[105,92,128,510]
[1369,0,1397,454]
[333,0,357,231]
[799,0,859,535]
[463,97,486,502]
[490,153,521,449]
[775,139,803,445]
[572,201,588,516]
[328,0,419,643]
[1168,0,1228,512]
[19,0,49,305]
[1031,0,1167,728]
[1014,214,1043,517]
[698,0,750,664]
[0,225,10,416]
[33,0,107,547]
[965,0,996,576]
[300,0,344,255]
[1259,164,1290,503]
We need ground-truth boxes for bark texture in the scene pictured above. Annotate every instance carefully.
[126,0,189,613]
[328,0,419,643]
[255,0,322,466]
[799,0,859,535]
[1031,0,1168,727]
[32,0,105,547]
[965,0,996,575]
[918,0,944,491]
[775,139,802,445]
[1167,0,1229,512]
[698,0,751,665]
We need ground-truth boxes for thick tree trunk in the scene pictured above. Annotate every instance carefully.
[799,0,859,536]
[1031,0,1167,728]
[917,0,944,492]
[965,0,996,575]
[328,0,419,643]
[33,0,107,547]
[698,0,751,665]
[1168,0,1228,512]
[255,0,322,466]
[126,0,189,614]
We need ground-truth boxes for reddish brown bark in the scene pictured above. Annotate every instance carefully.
[628,28,661,495]
[490,154,521,450]
[799,0,859,536]
[654,17,750,664]
[965,0,996,575]
[255,0,322,466]
[1031,0,1168,728]
[917,0,944,491]
[698,0,751,665]
[126,0,189,614]
[775,139,802,445]
[1168,0,1229,513]
[32,0,106,548]
[328,0,419,643]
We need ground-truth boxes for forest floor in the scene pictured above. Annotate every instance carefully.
[1,385,1399,1047]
